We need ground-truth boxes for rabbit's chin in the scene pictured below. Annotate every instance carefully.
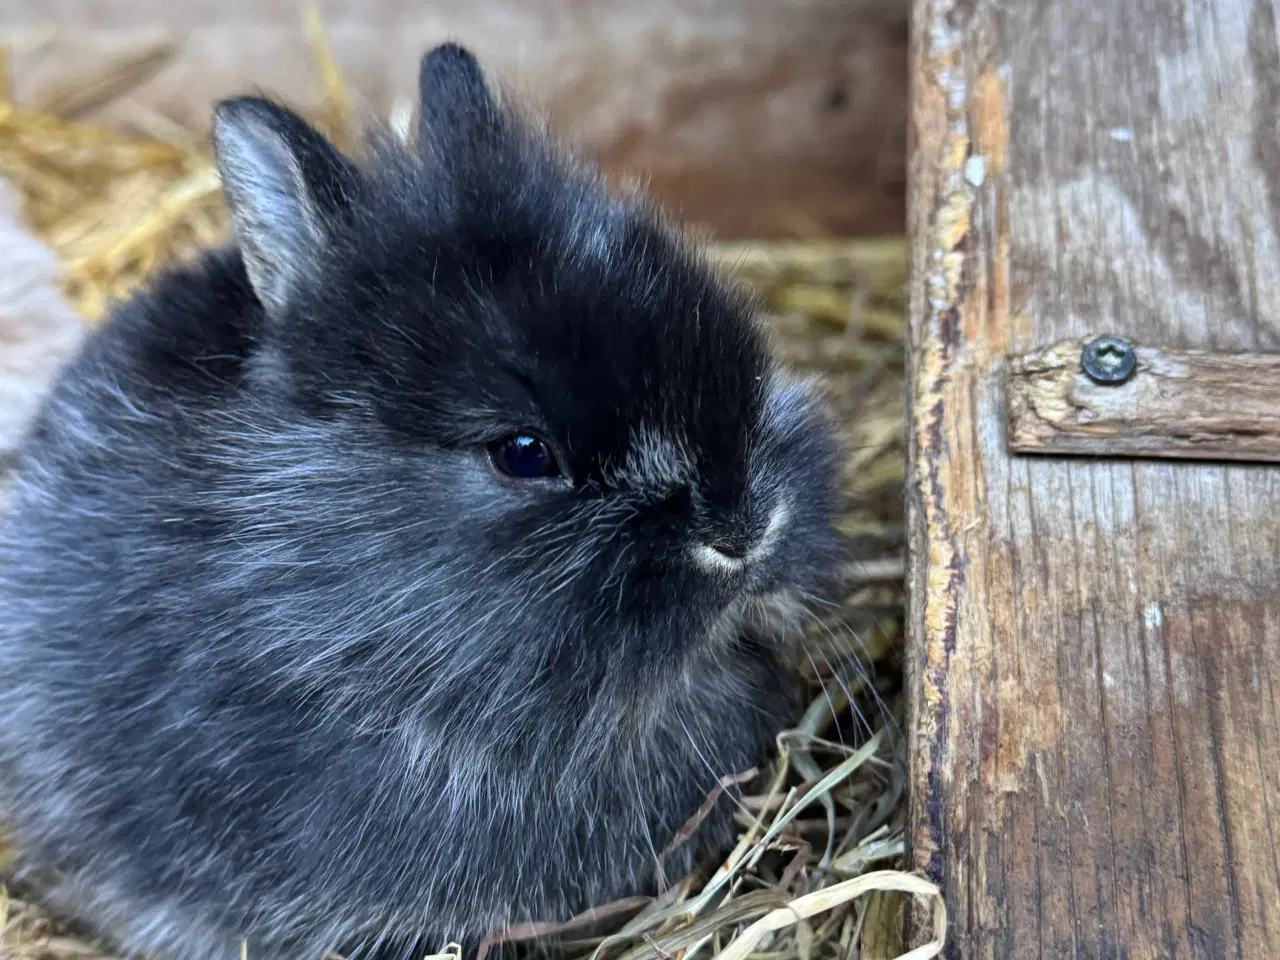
[704,586,811,660]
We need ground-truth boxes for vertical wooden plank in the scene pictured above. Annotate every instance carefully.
[906,0,1280,955]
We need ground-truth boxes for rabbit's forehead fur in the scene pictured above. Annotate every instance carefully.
[278,126,784,496]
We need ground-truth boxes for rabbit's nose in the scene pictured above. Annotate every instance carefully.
[706,536,749,560]
[692,539,748,574]
[692,501,788,573]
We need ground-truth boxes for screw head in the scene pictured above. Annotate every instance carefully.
[1081,335,1137,385]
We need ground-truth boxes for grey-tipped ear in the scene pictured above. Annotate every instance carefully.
[213,97,358,313]
[417,43,501,154]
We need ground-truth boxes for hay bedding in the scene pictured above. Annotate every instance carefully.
[0,12,944,960]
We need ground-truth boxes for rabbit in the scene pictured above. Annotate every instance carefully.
[0,43,845,960]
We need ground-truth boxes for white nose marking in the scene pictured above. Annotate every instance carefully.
[692,542,747,574]
[749,501,789,562]
[689,501,789,574]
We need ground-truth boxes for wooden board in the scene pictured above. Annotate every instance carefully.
[1005,337,1280,462]
[905,0,1280,957]
[0,0,907,239]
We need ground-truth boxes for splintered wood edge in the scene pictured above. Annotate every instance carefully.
[904,0,986,950]
[1005,336,1280,462]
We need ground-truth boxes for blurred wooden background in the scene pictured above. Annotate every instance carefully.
[0,0,908,239]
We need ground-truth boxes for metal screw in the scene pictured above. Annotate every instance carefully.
[1081,335,1137,385]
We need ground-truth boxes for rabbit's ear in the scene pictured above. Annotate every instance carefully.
[416,43,502,157]
[213,97,359,313]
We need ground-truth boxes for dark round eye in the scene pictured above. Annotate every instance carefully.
[488,433,562,480]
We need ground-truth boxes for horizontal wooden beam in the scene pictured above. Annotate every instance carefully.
[1005,336,1280,462]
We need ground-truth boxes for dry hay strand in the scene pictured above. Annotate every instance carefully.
[0,9,940,960]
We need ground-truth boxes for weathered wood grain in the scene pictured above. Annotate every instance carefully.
[1006,337,1280,461]
[906,1,1280,957]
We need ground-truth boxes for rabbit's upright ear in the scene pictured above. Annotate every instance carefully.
[416,43,502,157]
[213,97,359,313]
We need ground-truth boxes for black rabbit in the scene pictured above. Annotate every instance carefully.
[0,44,844,960]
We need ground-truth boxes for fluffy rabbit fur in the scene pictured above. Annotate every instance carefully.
[0,45,843,960]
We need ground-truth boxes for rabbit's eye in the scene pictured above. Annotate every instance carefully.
[488,433,562,480]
